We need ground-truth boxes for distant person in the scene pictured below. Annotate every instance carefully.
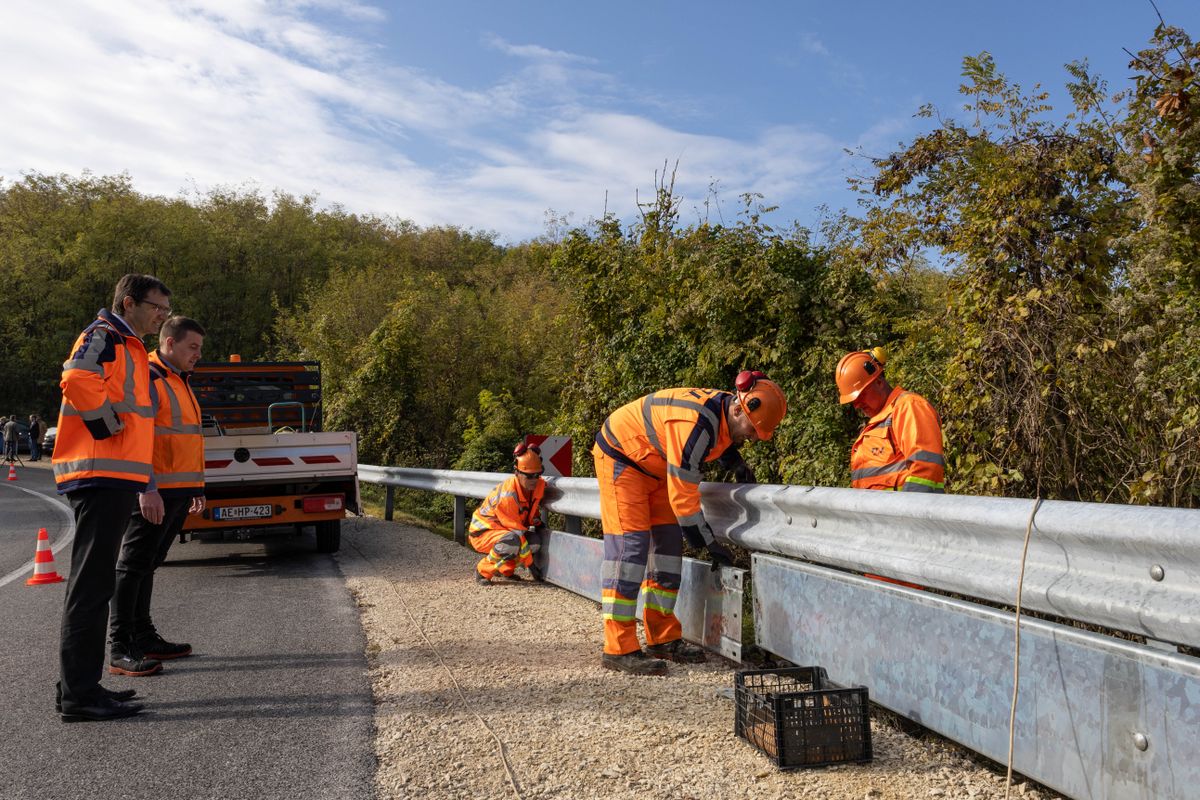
[110,316,207,674]
[835,348,945,493]
[53,273,171,722]
[2,415,18,461]
[468,442,549,584]
[28,414,45,461]
[592,371,786,675]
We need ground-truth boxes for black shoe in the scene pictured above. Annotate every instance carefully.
[475,572,491,585]
[601,650,669,676]
[55,682,137,712]
[60,695,144,722]
[136,631,192,660]
[644,639,707,663]
[528,563,545,582]
[109,643,163,677]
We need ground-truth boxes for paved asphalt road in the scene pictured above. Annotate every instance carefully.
[0,462,377,800]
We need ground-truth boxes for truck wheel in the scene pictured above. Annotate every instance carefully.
[316,519,341,553]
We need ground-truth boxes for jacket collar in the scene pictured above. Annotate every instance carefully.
[97,308,137,338]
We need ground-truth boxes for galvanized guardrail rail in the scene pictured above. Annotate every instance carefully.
[358,464,1200,800]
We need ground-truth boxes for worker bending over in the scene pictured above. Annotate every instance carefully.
[469,442,549,584]
[836,348,945,493]
[593,371,787,675]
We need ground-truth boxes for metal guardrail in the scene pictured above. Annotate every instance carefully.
[358,464,1200,800]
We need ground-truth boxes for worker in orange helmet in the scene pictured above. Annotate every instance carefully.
[468,441,549,584]
[836,348,945,493]
[593,371,787,675]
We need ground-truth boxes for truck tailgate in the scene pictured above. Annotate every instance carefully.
[203,431,358,484]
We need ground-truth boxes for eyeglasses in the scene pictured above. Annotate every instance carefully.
[139,299,172,314]
[516,469,544,479]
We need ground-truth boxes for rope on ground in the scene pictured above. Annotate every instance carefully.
[1004,494,1042,800]
[348,538,525,800]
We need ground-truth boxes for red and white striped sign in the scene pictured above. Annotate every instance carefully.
[524,435,572,477]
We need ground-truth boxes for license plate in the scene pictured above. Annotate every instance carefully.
[213,504,273,521]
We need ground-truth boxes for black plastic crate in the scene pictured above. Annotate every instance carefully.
[734,666,873,769]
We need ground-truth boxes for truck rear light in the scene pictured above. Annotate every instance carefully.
[302,495,344,513]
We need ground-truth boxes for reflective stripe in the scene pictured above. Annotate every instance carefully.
[603,612,638,623]
[648,555,683,575]
[155,471,205,484]
[676,512,705,529]
[159,375,184,433]
[602,559,649,583]
[910,449,946,466]
[850,460,909,480]
[62,359,105,374]
[647,394,722,432]
[680,426,711,475]
[640,396,666,458]
[667,463,702,485]
[53,457,153,478]
[874,418,892,429]
[902,476,945,492]
[109,401,155,418]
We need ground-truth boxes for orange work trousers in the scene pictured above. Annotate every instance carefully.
[468,528,534,579]
[593,446,684,655]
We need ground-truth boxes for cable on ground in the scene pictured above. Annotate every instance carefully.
[349,537,524,800]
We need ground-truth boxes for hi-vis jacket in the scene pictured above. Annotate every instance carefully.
[469,476,546,535]
[594,388,734,548]
[850,386,945,493]
[53,309,154,493]
[147,350,205,497]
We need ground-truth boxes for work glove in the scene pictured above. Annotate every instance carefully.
[707,539,734,572]
[733,461,757,484]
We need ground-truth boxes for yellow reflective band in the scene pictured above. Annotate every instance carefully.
[643,602,676,615]
[603,612,637,622]
[904,476,945,489]
[605,596,637,608]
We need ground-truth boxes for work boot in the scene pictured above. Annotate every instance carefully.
[528,563,545,582]
[56,682,137,712]
[136,631,192,660]
[475,572,491,585]
[601,650,669,676]
[644,639,707,664]
[109,641,163,677]
[499,572,523,582]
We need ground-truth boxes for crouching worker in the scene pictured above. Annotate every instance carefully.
[468,441,549,585]
[593,371,787,675]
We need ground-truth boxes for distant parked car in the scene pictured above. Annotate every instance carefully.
[41,425,57,453]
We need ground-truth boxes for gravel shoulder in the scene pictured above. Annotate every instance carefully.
[339,515,1060,800]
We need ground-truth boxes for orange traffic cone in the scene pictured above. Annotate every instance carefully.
[6,463,16,481]
[26,528,65,585]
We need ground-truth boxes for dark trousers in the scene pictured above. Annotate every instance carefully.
[29,438,42,461]
[60,488,137,704]
[110,495,191,644]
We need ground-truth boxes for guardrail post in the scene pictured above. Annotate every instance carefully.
[453,495,467,545]
[565,515,582,535]
[384,486,395,521]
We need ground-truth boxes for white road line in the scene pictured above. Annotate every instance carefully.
[0,483,75,588]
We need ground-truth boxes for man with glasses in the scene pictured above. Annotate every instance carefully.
[52,273,171,721]
[467,441,550,584]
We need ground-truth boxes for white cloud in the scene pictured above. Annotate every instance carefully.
[0,0,857,241]
[800,32,830,57]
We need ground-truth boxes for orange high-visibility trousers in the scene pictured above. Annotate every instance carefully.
[594,446,684,655]
[469,528,534,580]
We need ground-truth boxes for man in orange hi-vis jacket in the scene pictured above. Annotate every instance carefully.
[836,348,945,493]
[592,371,787,675]
[468,442,549,584]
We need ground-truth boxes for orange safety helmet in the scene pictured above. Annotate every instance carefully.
[734,370,788,441]
[513,441,544,475]
[836,347,888,404]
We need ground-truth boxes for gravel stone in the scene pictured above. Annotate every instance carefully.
[339,516,1064,800]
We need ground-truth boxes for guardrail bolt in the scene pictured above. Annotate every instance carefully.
[1150,565,1165,581]
[811,518,818,528]
[1133,732,1149,751]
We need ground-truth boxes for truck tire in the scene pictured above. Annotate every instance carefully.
[315,519,341,553]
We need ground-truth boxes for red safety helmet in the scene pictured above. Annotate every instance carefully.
[734,370,787,440]
[836,347,887,404]
[513,441,544,476]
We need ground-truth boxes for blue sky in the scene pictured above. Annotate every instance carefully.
[2,1,1196,242]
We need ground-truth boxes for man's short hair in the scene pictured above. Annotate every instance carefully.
[112,274,170,314]
[161,316,206,342]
